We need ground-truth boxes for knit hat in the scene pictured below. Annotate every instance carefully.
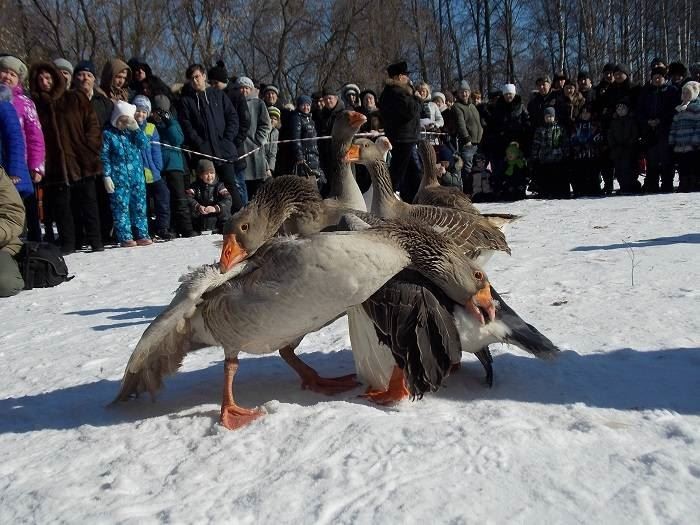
[296,94,312,107]
[431,91,445,103]
[236,76,254,89]
[0,55,28,81]
[73,60,96,77]
[683,81,700,102]
[544,107,556,118]
[321,86,338,97]
[110,100,136,128]
[536,75,552,84]
[342,83,360,96]
[455,79,470,91]
[502,83,516,95]
[267,106,281,120]
[153,94,171,112]
[602,63,616,73]
[197,159,215,174]
[132,94,151,115]
[262,84,279,96]
[651,66,667,78]
[207,61,228,84]
[614,63,630,76]
[53,58,73,75]
[668,62,687,77]
[577,71,590,81]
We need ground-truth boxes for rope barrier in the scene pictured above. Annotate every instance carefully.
[153,130,448,164]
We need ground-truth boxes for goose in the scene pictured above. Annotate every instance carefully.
[324,110,368,211]
[347,146,509,266]
[112,219,494,429]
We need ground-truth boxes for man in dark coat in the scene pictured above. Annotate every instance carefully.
[30,62,103,253]
[637,66,679,192]
[178,64,241,212]
[527,75,563,127]
[315,86,345,191]
[450,79,484,177]
[379,60,422,202]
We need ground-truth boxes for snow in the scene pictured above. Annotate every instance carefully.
[1,193,699,524]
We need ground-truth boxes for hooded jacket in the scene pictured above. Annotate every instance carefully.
[178,84,239,162]
[668,98,700,153]
[99,59,132,102]
[29,62,102,185]
[0,100,31,196]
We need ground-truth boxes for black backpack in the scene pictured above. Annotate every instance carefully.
[16,242,73,290]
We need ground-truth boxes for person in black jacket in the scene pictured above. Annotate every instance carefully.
[316,86,345,192]
[186,159,232,233]
[289,95,323,188]
[379,60,422,202]
[178,64,241,212]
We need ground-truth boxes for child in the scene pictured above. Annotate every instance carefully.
[497,141,527,201]
[467,153,496,202]
[101,101,152,247]
[151,94,196,237]
[436,143,463,189]
[265,106,280,179]
[607,99,641,194]
[187,159,232,234]
[570,105,603,196]
[133,95,172,239]
[668,81,700,192]
[531,107,570,198]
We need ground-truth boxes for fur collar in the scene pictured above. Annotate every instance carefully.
[384,78,414,96]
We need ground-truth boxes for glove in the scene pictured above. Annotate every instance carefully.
[126,117,139,131]
[104,176,115,194]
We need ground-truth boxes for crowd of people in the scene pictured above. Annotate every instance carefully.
[0,53,699,297]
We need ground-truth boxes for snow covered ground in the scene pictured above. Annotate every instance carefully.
[1,193,699,524]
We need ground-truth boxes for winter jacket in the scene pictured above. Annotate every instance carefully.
[527,90,564,127]
[419,100,444,129]
[88,89,114,129]
[570,120,603,160]
[0,167,25,256]
[10,83,45,175]
[139,121,163,183]
[290,110,320,169]
[482,94,530,157]
[187,178,232,231]
[178,85,239,162]
[379,78,422,143]
[607,114,639,157]
[451,99,484,146]
[531,123,569,163]
[29,62,102,186]
[0,100,31,196]
[154,116,186,172]
[223,84,251,149]
[668,98,700,153]
[101,125,150,185]
[470,167,494,197]
[265,127,278,173]
[242,96,271,181]
[603,79,640,118]
[99,59,132,102]
[316,99,345,174]
[636,83,679,143]
[561,92,586,131]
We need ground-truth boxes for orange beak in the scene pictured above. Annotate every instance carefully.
[465,283,496,325]
[347,111,367,129]
[219,234,248,273]
[344,144,361,163]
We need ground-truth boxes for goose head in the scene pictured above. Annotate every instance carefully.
[219,176,322,273]
[346,137,393,163]
[332,110,367,160]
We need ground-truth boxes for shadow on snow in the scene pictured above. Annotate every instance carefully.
[571,233,700,252]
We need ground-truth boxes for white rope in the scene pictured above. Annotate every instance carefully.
[153,130,448,165]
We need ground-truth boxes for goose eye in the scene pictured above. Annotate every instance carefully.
[474,271,483,280]
[241,223,249,232]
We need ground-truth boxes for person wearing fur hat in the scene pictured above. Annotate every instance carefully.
[668,81,700,192]
[99,58,132,102]
[101,101,152,247]
[29,61,104,253]
[341,83,361,111]
[531,106,570,198]
[379,61,423,201]
[637,65,679,192]
[607,99,641,194]
[178,64,242,210]
[133,95,172,240]
[0,55,45,241]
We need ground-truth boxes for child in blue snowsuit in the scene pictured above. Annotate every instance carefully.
[101,101,152,247]
[133,95,172,240]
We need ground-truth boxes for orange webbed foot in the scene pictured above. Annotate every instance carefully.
[360,367,409,405]
[219,404,264,430]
